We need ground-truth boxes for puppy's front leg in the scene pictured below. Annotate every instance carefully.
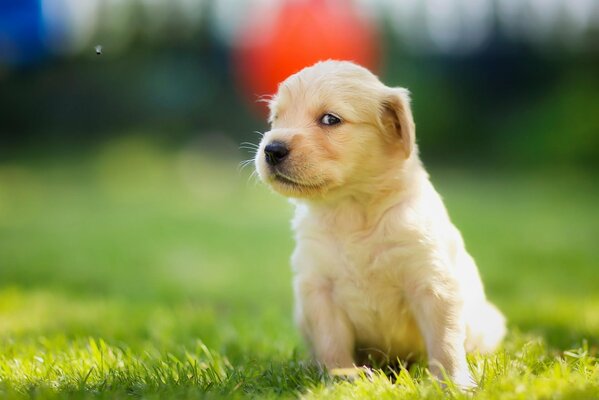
[295,278,355,370]
[408,275,475,389]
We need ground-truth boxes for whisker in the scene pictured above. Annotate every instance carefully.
[240,141,260,148]
[238,159,256,171]
[242,172,260,188]
[248,169,260,186]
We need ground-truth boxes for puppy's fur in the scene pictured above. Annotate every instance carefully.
[255,60,506,387]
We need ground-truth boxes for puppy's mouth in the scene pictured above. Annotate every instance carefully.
[270,169,327,191]
[273,171,304,185]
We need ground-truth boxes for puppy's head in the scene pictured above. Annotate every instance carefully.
[255,60,416,199]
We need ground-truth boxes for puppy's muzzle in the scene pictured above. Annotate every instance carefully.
[264,141,289,166]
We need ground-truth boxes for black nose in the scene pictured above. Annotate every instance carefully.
[264,141,289,166]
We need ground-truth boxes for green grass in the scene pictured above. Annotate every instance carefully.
[0,137,597,399]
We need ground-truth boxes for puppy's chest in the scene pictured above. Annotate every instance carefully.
[293,213,427,352]
[299,225,416,312]
[317,231,421,350]
[331,236,407,306]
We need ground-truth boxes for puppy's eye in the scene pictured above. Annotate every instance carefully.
[319,113,342,126]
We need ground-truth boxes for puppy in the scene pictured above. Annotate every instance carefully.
[254,60,506,388]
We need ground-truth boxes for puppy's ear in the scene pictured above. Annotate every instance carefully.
[380,88,415,158]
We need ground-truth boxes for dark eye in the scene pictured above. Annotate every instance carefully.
[320,113,342,126]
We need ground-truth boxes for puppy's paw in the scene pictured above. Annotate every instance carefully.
[430,364,477,392]
[451,369,477,392]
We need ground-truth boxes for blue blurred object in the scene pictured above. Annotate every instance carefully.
[0,0,47,66]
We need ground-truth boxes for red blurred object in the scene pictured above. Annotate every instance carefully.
[233,0,380,110]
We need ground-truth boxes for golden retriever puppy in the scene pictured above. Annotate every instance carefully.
[254,60,506,388]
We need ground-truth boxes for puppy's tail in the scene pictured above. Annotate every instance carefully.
[465,301,507,354]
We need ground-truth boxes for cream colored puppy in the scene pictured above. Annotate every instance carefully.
[254,60,506,388]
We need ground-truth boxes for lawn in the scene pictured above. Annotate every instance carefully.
[0,137,597,399]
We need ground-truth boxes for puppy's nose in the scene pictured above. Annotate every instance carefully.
[264,141,289,166]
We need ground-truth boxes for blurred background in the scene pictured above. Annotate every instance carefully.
[1,0,598,166]
[0,0,598,363]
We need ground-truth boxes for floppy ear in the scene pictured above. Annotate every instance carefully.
[381,88,415,158]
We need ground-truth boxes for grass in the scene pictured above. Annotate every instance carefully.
[0,137,597,399]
